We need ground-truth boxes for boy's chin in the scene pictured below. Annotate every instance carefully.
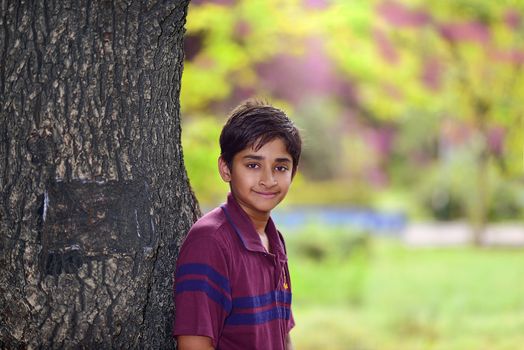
[243,200,281,215]
[255,198,285,213]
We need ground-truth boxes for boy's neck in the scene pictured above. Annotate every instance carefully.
[238,204,270,235]
[248,213,271,253]
[249,214,270,236]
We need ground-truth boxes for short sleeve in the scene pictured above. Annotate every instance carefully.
[173,235,231,347]
[285,263,295,332]
[288,309,295,331]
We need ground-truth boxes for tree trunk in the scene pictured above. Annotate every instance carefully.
[0,0,199,348]
[470,100,490,246]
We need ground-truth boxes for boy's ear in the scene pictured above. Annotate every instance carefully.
[218,156,231,182]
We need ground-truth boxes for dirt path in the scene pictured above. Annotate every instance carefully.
[403,222,524,247]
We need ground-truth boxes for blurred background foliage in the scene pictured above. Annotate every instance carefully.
[180,1,524,348]
[182,0,524,226]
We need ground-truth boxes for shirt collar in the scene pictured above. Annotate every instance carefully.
[222,192,287,261]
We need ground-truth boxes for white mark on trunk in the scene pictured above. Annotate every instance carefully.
[135,209,141,238]
[150,217,155,237]
[43,190,49,222]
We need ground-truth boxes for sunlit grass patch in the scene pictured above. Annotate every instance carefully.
[291,306,374,350]
[287,232,524,350]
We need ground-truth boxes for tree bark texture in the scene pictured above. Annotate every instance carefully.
[0,0,199,348]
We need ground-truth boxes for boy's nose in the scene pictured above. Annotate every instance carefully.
[259,170,277,187]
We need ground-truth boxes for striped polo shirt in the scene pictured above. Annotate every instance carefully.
[173,193,294,349]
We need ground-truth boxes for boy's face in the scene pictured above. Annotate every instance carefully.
[219,138,293,220]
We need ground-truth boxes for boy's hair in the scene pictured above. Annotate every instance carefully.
[220,99,302,176]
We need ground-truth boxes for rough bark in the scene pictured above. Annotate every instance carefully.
[0,0,199,348]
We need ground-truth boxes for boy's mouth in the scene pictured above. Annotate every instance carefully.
[253,190,279,198]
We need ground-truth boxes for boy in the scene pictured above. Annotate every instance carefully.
[173,100,301,350]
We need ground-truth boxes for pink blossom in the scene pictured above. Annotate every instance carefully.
[504,9,521,30]
[373,28,399,64]
[191,0,236,5]
[487,126,506,156]
[489,49,524,64]
[256,37,357,103]
[438,21,490,44]
[376,1,431,28]
[233,20,251,41]
[421,58,443,91]
[303,0,329,10]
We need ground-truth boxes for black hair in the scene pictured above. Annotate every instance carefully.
[219,99,302,176]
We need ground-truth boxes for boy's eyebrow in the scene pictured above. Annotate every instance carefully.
[243,155,292,163]
[275,157,292,163]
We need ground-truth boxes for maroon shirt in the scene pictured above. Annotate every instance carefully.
[173,193,294,349]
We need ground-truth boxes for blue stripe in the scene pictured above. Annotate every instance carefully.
[176,279,232,312]
[177,263,231,294]
[233,291,292,309]
[225,306,291,326]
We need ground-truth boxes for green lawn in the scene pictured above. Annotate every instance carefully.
[287,237,524,350]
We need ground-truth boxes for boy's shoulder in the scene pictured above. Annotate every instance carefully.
[178,205,241,266]
[184,205,231,243]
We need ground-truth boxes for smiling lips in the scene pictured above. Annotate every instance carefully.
[253,190,279,198]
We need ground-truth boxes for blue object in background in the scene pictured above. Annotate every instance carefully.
[272,207,407,235]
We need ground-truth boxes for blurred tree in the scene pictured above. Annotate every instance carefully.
[296,98,343,180]
[324,0,524,243]
[181,0,523,231]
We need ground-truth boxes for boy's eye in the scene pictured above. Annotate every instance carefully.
[275,165,289,172]
[246,163,259,169]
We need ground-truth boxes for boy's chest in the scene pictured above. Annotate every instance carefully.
[229,251,288,298]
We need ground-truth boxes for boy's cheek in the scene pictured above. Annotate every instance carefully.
[284,173,294,183]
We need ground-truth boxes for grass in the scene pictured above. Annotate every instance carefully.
[287,235,524,350]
